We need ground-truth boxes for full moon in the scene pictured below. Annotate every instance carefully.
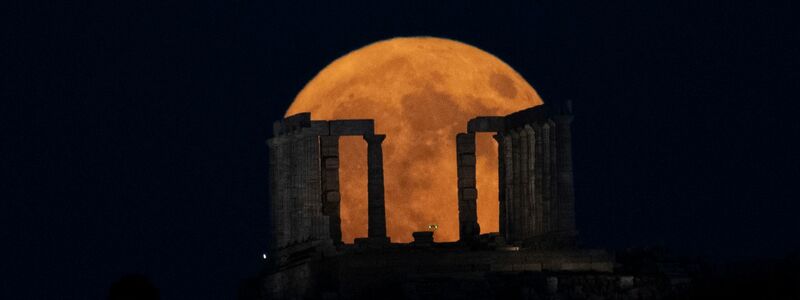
[286,37,543,242]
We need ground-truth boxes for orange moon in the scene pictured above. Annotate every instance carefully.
[286,37,542,242]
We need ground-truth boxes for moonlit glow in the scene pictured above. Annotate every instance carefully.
[286,37,542,242]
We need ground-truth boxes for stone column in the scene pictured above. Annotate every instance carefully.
[548,120,559,234]
[289,131,308,242]
[540,123,552,233]
[552,114,576,234]
[364,134,389,242]
[512,130,525,241]
[502,134,514,241]
[519,128,531,238]
[523,125,539,235]
[456,133,479,242]
[532,124,544,235]
[319,135,342,244]
[267,136,284,255]
[493,134,507,237]
[302,132,325,241]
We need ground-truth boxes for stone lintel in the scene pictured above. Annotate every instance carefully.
[330,120,375,136]
[467,116,505,133]
[308,121,330,135]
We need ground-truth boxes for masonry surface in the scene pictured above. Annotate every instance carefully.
[245,103,691,299]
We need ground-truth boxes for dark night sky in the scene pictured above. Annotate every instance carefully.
[3,1,799,299]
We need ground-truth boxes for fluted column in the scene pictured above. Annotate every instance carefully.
[289,131,308,242]
[519,128,534,239]
[552,114,576,234]
[267,136,288,254]
[540,123,552,233]
[523,125,539,235]
[548,120,559,233]
[532,124,544,235]
[493,134,507,237]
[364,134,388,241]
[501,134,514,241]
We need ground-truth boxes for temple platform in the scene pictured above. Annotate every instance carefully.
[260,240,615,299]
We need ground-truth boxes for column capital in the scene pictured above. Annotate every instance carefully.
[492,133,504,143]
[363,134,386,144]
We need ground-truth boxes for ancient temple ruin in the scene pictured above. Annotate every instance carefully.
[267,103,576,253]
[256,102,619,299]
[266,114,390,266]
[456,102,577,248]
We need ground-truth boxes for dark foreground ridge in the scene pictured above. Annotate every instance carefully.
[239,245,800,300]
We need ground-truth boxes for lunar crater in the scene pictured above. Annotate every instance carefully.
[490,72,517,99]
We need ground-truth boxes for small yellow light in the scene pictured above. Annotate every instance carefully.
[427,224,438,231]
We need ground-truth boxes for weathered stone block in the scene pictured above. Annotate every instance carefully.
[323,170,339,190]
[459,154,476,166]
[457,166,476,179]
[308,121,329,135]
[325,191,340,203]
[460,188,478,200]
[319,136,339,155]
[459,211,478,221]
[456,133,475,151]
[324,157,339,169]
[458,177,476,188]
[323,205,339,216]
